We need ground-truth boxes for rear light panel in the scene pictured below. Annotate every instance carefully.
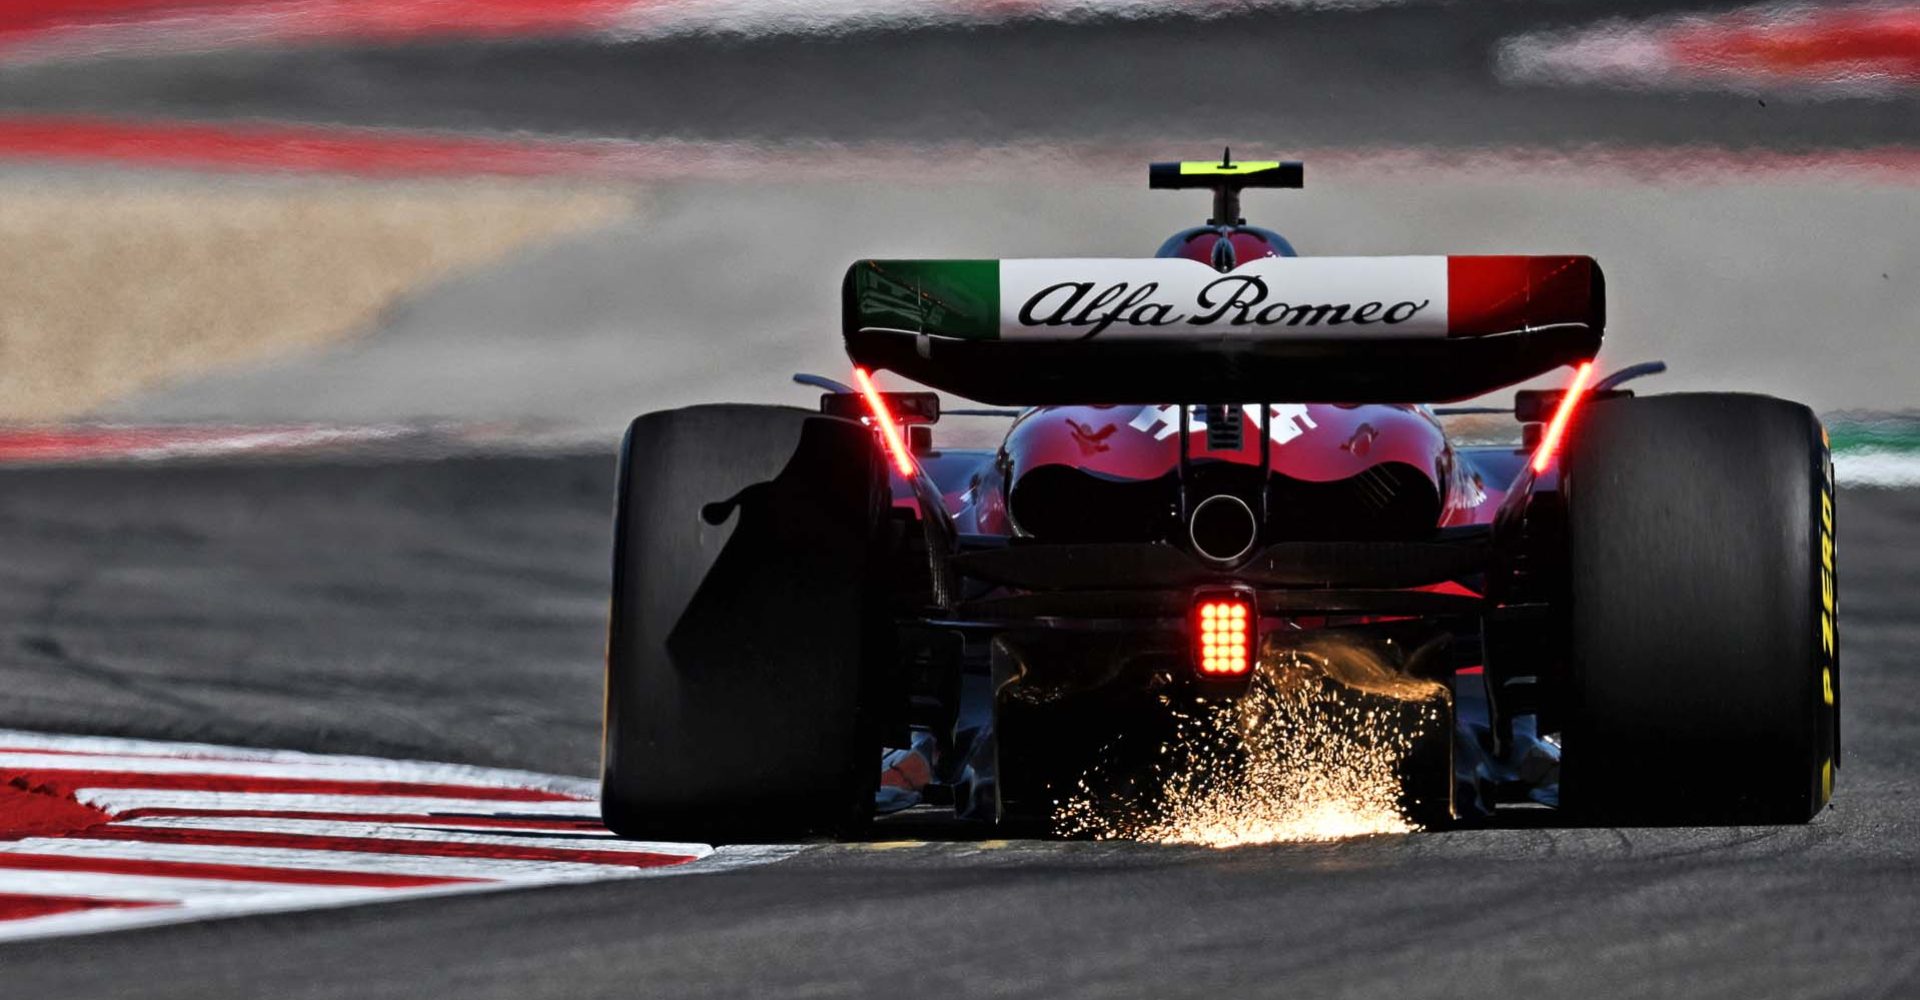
[1193,591,1258,677]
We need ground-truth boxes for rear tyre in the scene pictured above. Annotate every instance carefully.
[601,404,891,843]
[1559,393,1837,825]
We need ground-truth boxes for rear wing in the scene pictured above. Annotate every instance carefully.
[841,255,1603,405]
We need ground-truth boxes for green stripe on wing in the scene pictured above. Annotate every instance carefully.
[845,260,1000,340]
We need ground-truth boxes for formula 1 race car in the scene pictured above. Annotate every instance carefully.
[600,158,1839,841]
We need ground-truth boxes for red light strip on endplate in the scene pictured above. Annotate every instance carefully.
[1530,360,1596,474]
[853,367,916,477]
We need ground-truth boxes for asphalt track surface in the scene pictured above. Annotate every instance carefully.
[0,453,1914,999]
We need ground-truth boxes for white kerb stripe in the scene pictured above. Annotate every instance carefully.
[106,815,707,855]
[0,838,691,882]
[0,730,598,797]
[76,790,603,817]
[0,870,386,903]
[0,751,595,792]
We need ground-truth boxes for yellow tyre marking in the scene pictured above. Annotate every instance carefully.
[1823,667,1835,706]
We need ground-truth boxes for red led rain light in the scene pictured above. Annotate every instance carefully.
[1194,596,1255,677]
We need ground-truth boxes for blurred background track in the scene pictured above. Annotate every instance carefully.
[0,1,1909,426]
[0,0,1910,423]
[0,0,1914,148]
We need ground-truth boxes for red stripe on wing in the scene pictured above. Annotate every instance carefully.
[1445,256,1598,337]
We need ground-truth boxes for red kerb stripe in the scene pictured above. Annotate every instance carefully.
[0,746,160,757]
[0,0,637,44]
[0,1,241,35]
[0,116,606,177]
[0,852,480,888]
[0,892,166,921]
[1669,6,1920,83]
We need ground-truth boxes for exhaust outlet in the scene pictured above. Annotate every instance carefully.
[1189,494,1258,564]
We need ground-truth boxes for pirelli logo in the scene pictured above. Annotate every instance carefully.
[1818,425,1837,758]
[1818,425,1837,804]
[1820,446,1836,672]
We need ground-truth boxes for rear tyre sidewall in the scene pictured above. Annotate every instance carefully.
[601,405,889,843]
[1560,393,1836,825]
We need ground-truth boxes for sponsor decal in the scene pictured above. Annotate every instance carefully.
[846,256,1597,342]
[1821,481,1836,661]
[1001,257,1447,339]
[1129,403,1320,444]
[1817,428,1837,804]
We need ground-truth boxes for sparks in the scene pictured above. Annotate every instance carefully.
[1056,649,1446,847]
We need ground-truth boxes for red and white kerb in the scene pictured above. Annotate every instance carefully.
[0,730,795,944]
